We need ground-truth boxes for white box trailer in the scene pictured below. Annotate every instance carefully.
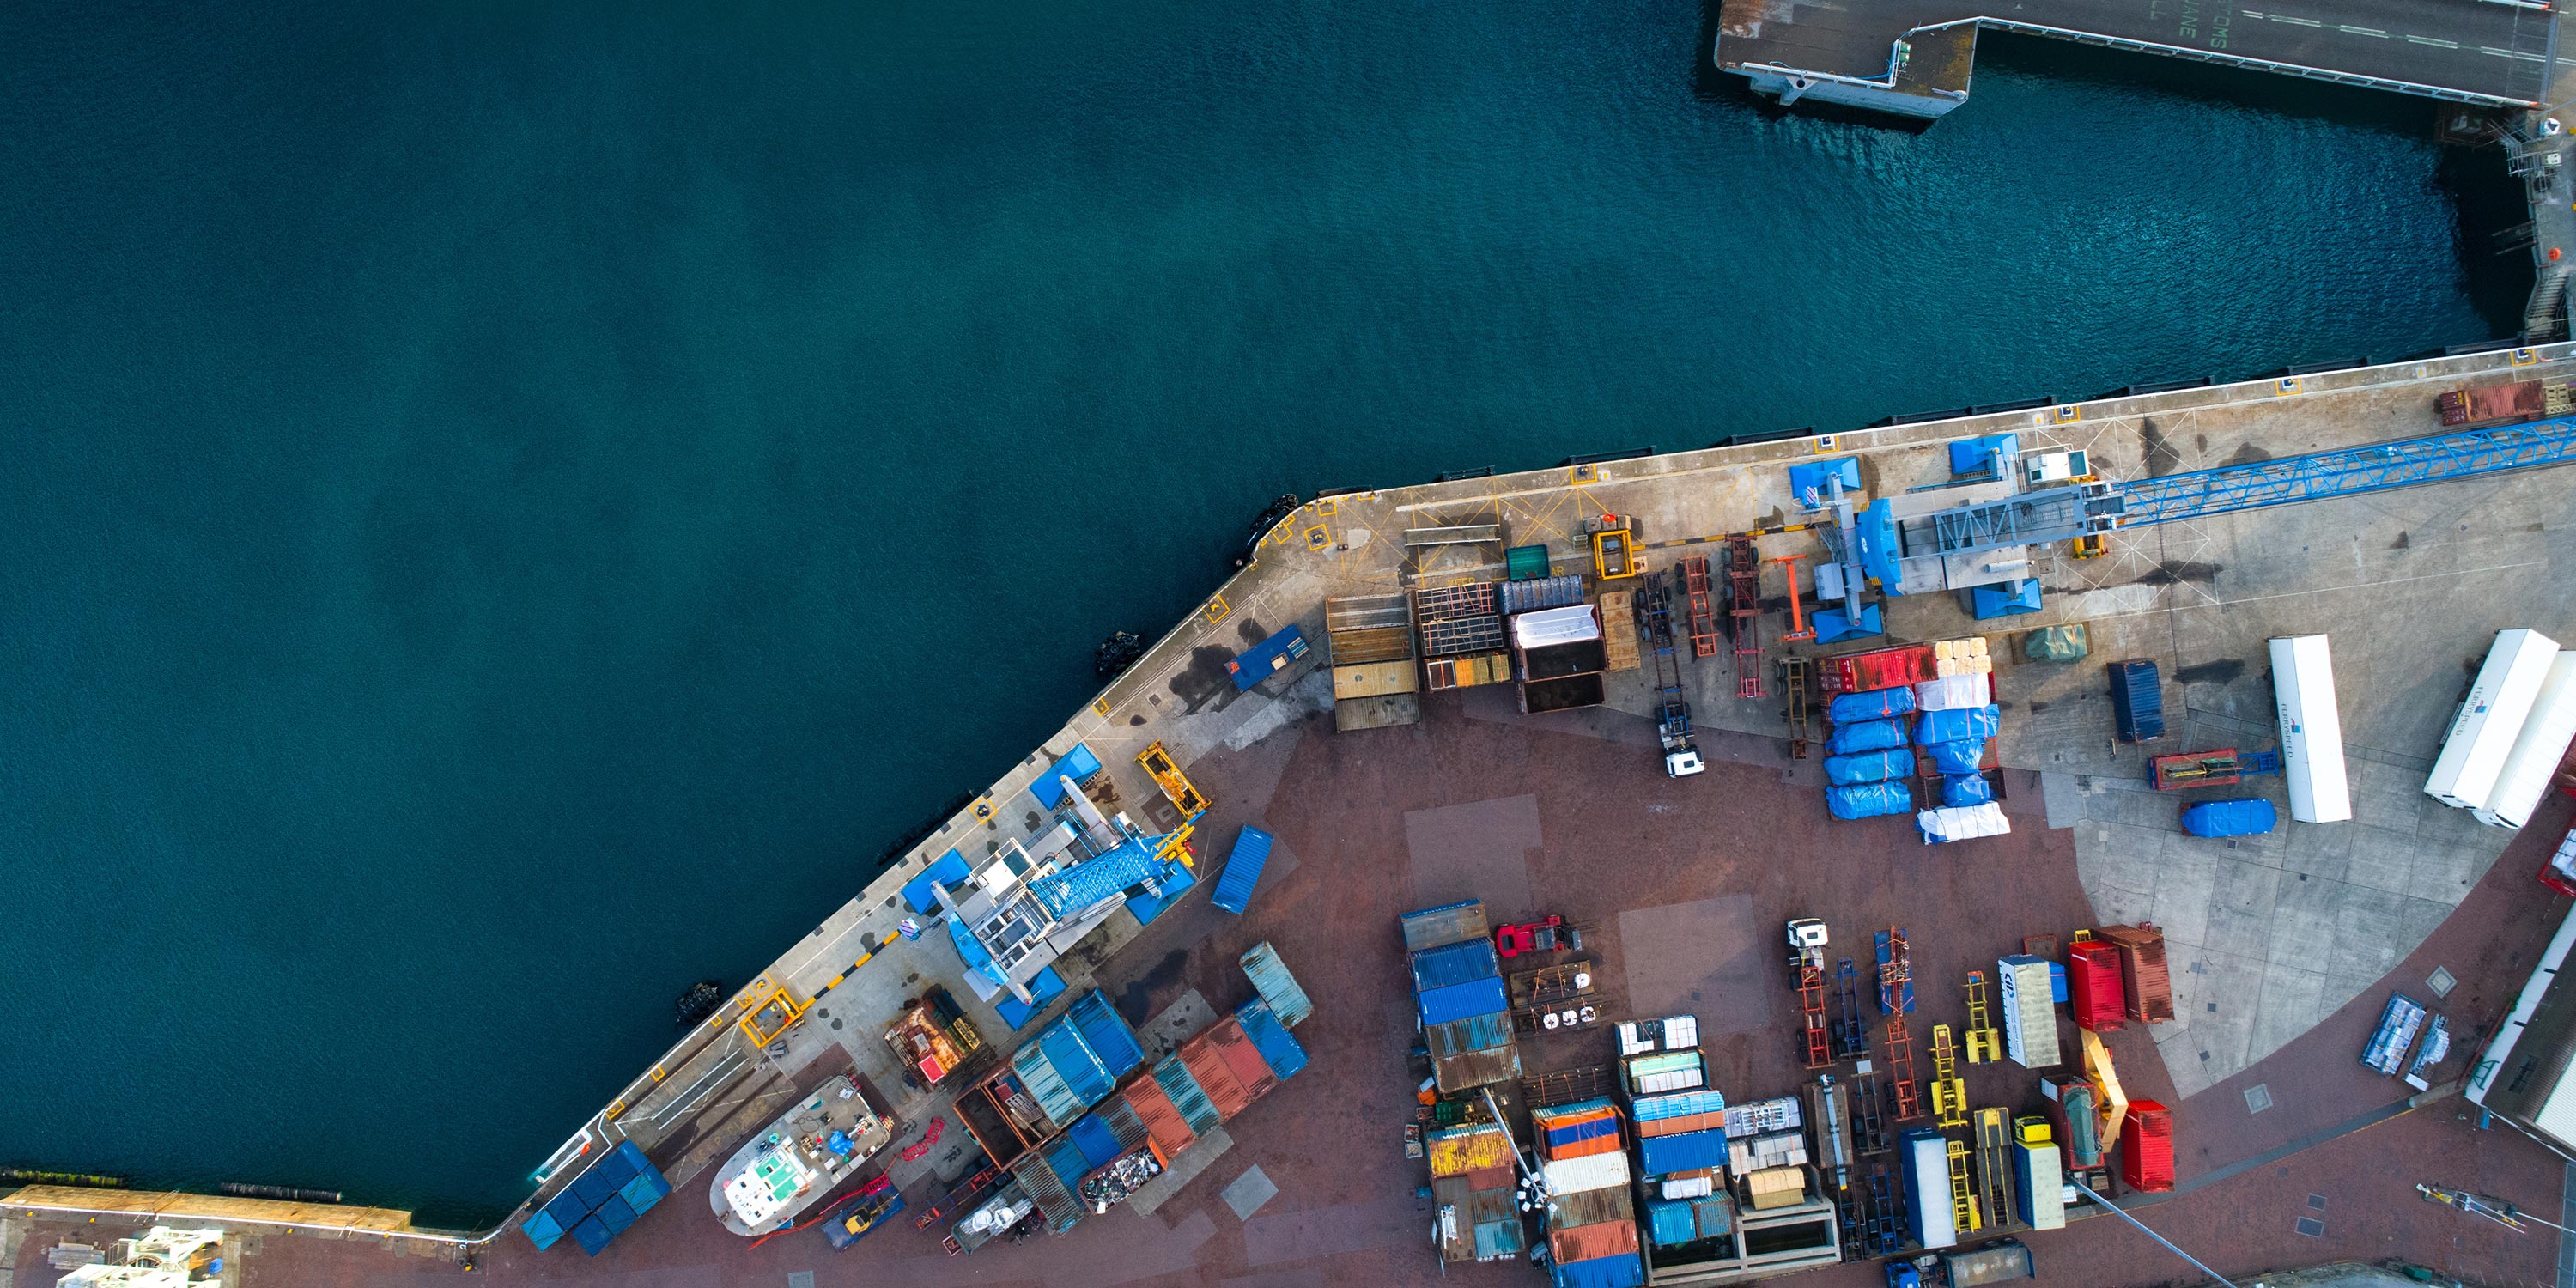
[2478,652,2576,829]
[2269,635,2352,823]
[2426,629,2561,811]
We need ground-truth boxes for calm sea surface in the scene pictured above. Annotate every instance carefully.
[0,0,2528,1223]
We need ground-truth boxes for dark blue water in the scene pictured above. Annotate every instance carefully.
[0,0,2524,1224]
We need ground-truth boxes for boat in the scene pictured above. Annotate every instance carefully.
[708,1074,895,1236]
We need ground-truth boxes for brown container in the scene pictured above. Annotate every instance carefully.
[1210,1019,1280,1103]
[2098,923,2177,1024]
[1637,1110,1728,1139]
[1181,1031,1252,1119]
[1121,1078,1196,1157]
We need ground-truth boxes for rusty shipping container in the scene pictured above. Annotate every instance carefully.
[2097,924,2176,1024]
[1181,1031,1252,1119]
[1210,1020,1280,1103]
[1120,1077,1196,1158]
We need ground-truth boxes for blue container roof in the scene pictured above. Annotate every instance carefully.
[1068,990,1146,1078]
[1029,744,1104,809]
[520,1210,564,1250]
[1235,999,1309,1080]
[1411,938,1498,993]
[994,966,1068,1031]
[1418,976,1508,1028]
[592,1194,636,1236]
[568,1215,612,1256]
[1228,625,1309,690]
[1068,1114,1125,1170]
[539,1188,590,1230]
[1553,1251,1646,1288]
[567,1163,619,1213]
[902,849,973,914]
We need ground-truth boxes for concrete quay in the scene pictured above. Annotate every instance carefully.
[11,343,2576,1288]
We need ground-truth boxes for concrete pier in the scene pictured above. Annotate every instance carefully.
[1715,0,2556,120]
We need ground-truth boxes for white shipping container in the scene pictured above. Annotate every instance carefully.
[1998,957,2059,1068]
[1903,1133,1959,1250]
[2427,629,2561,811]
[2476,653,2576,829]
[2269,635,2354,823]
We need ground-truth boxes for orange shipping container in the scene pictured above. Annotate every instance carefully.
[1550,1219,1640,1266]
[1121,1078,1196,1158]
[1211,1020,1279,1103]
[1637,1111,1728,1139]
[2098,924,2177,1024]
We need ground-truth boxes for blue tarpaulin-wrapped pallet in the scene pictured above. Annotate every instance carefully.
[1826,718,1909,756]
[1826,750,1911,787]
[1828,781,1913,820]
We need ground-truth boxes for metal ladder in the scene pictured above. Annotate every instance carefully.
[1801,962,1832,1069]
[1885,1014,1923,1121]
[1946,1139,1980,1232]
[1929,1024,1967,1128]
[1962,972,2001,1065]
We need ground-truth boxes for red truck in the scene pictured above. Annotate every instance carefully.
[2436,378,2568,428]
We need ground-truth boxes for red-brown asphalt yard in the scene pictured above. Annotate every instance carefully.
[19,700,2574,1288]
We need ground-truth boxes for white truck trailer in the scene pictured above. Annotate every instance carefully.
[2426,629,2561,811]
[2269,635,2351,823]
[2477,651,2576,829]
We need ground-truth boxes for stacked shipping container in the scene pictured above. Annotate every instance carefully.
[1402,901,1522,1091]
[2094,925,2175,1024]
[1998,957,2060,1068]
[1536,1099,1649,1288]
[523,1140,672,1255]
[1428,1122,1526,1263]
[2065,939,2126,1032]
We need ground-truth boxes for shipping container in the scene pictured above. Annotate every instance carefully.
[1547,1182,1637,1227]
[1639,1129,1730,1177]
[1426,1122,1517,1178]
[2427,629,2561,811]
[1402,900,1491,953]
[1419,977,1510,1026]
[1332,660,1418,700]
[1226,625,1310,690]
[1152,1054,1222,1134]
[2479,653,2576,829]
[1240,943,1314,1028]
[1524,671,1608,714]
[1507,544,1553,580]
[1999,956,2060,1069]
[2066,939,2127,1032]
[1899,1128,1959,1250]
[1066,991,1145,1078]
[2119,1101,2174,1193]
[2269,635,2353,823]
[2108,659,2165,743]
[2010,1139,2064,1230]
[1413,937,1502,992]
[2095,925,2176,1024]
[1210,1019,1280,1102]
[1120,1077,1196,1157]
[1210,825,1274,915]
[1181,1027,1253,1119]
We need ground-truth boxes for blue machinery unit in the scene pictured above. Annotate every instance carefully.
[1813,417,2576,620]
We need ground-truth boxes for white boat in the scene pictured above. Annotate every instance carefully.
[708,1074,893,1236]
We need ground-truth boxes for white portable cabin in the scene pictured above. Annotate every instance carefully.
[2269,635,2352,823]
[2479,652,2576,829]
[2426,629,2561,811]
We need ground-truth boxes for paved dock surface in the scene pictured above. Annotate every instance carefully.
[1716,0,2556,104]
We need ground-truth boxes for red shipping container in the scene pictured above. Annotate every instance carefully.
[2121,1100,2174,1192]
[2098,924,2176,1024]
[1121,1078,1196,1158]
[1181,1032,1252,1119]
[2067,939,2127,1032]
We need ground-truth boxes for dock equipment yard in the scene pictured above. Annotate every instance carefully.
[12,346,2576,1288]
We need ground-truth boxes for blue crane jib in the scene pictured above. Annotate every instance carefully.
[1864,417,2576,591]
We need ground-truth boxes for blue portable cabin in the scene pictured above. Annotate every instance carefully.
[1212,826,1274,914]
[1227,626,1310,690]
[2108,659,2166,742]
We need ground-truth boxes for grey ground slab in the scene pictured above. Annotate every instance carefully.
[2281,822,2354,882]
[1128,1127,1235,1217]
[2325,885,2415,982]
[1240,1199,1418,1267]
[1401,793,1540,919]
[1219,1165,1279,1221]
[1619,896,1772,1033]
[2202,857,2284,962]
[2249,961,2330,1060]
[2265,870,2342,971]
[2346,825,2419,896]
[2039,770,2084,829]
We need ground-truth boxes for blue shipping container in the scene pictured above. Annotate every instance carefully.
[1240,942,1314,1027]
[1638,1127,1730,1176]
[1155,1054,1223,1133]
[1067,991,1145,1078]
[539,1189,590,1235]
[569,1215,612,1256]
[1411,938,1500,993]
[592,1194,636,1236]
[567,1161,621,1213]
[1419,976,1509,1028]
[1067,1114,1125,1170]
[1228,626,1310,690]
[1044,1136,1093,1194]
[617,1170,669,1216]
[2109,659,2166,742]
[520,1210,564,1251]
[1554,1252,1647,1288]
[1235,999,1309,1080]
[1212,826,1273,914]
[1039,1024,1115,1106]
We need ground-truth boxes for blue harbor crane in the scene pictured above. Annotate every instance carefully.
[1814,416,2576,626]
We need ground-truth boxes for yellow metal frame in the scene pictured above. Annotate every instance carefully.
[1929,1024,1968,1128]
[2081,1027,2130,1147]
[1137,740,1210,819]
[1962,973,2001,1064]
[1152,819,1198,871]
[1945,1139,1980,1231]
[738,983,808,1047]
[1590,515,1642,580]
[2069,533,2108,559]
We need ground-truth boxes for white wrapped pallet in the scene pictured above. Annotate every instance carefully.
[1914,674,1990,712]
[1917,803,2010,844]
[2478,653,2576,829]
[2269,635,2353,823]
